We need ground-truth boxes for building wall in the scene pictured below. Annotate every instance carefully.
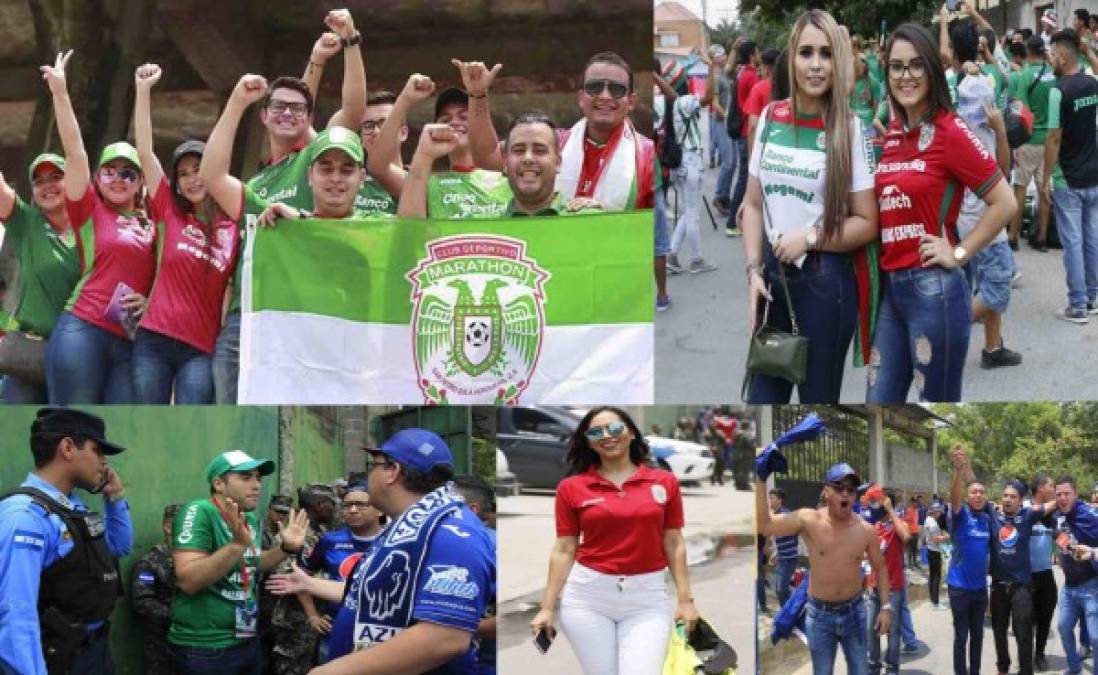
[655,18,706,54]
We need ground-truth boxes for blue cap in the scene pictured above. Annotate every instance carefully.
[378,428,454,474]
[825,462,861,485]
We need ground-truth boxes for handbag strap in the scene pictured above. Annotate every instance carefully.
[757,103,800,336]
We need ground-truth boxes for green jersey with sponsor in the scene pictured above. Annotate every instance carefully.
[1017,62,1058,144]
[1,197,79,336]
[981,63,1009,111]
[169,499,262,649]
[246,148,314,210]
[426,169,512,219]
[851,76,881,130]
[354,176,397,215]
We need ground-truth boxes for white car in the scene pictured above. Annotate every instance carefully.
[645,436,715,485]
[495,447,520,496]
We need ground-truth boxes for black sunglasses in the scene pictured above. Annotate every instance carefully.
[583,79,629,99]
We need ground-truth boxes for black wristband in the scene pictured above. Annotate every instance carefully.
[280,540,303,555]
[341,31,361,48]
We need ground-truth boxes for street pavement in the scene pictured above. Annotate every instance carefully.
[495,481,756,674]
[656,120,1098,403]
[760,565,1088,675]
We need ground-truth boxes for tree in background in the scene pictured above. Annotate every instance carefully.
[735,0,941,43]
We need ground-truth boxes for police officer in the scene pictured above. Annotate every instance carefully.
[0,408,133,675]
[131,503,181,675]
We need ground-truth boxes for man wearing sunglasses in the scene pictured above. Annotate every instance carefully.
[266,429,494,674]
[756,461,890,675]
[463,52,655,212]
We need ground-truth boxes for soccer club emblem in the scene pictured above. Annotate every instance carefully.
[918,122,935,153]
[406,235,551,404]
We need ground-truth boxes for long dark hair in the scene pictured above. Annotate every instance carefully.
[885,23,953,128]
[566,406,649,476]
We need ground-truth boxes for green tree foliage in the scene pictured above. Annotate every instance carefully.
[735,0,941,42]
[932,403,1098,494]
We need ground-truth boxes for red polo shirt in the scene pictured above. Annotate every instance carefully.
[555,464,685,575]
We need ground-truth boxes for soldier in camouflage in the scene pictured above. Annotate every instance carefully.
[267,485,338,674]
[259,495,293,665]
[130,504,181,674]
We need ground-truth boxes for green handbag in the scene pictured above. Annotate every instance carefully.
[742,105,809,401]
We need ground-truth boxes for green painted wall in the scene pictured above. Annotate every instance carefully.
[372,407,473,472]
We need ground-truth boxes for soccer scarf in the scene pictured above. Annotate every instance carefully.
[557,118,638,211]
[347,484,462,651]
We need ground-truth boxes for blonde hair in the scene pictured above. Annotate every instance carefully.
[786,9,854,242]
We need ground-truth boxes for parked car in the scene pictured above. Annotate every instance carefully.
[646,436,715,486]
[495,447,521,496]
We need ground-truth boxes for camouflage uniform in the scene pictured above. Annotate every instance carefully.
[268,522,327,674]
[130,543,176,674]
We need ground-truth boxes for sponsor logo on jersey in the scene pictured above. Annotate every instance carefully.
[422,565,479,599]
[879,185,913,212]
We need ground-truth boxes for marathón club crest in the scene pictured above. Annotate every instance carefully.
[406,235,550,404]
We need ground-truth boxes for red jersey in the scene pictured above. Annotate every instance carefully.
[141,178,240,353]
[555,464,684,575]
[735,66,760,137]
[742,79,772,119]
[66,185,157,339]
[868,521,906,592]
[876,109,1002,272]
[558,125,655,209]
[713,416,737,445]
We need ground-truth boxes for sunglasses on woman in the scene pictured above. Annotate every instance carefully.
[584,420,627,441]
[583,79,629,99]
[99,166,140,184]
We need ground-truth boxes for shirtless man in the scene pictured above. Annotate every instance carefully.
[757,461,889,675]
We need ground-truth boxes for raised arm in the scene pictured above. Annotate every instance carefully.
[755,461,806,537]
[454,59,505,171]
[884,496,911,542]
[323,10,366,131]
[697,50,715,107]
[366,74,435,198]
[302,32,342,101]
[40,50,89,201]
[938,5,954,69]
[0,171,15,221]
[199,74,268,221]
[133,64,166,199]
[396,123,458,219]
[949,444,969,514]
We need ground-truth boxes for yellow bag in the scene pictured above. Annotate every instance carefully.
[662,623,703,675]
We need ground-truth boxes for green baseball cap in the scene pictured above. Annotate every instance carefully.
[205,450,275,484]
[28,153,66,182]
[97,142,142,172]
[310,127,364,166]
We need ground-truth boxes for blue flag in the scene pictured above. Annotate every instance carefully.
[754,413,828,481]
[771,571,808,645]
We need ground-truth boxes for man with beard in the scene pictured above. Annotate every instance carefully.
[131,503,182,674]
[462,52,655,211]
[266,430,494,674]
[0,408,132,675]
[756,460,890,675]
[1051,475,1098,674]
[946,445,994,675]
[169,451,309,674]
[399,112,602,218]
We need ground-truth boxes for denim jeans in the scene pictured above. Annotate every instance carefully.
[948,586,989,675]
[45,311,134,404]
[213,311,240,404]
[748,250,857,403]
[132,328,214,404]
[867,267,972,403]
[1051,185,1098,310]
[1031,569,1058,659]
[715,129,738,204]
[899,586,917,648]
[774,557,797,607]
[726,137,749,226]
[806,595,869,675]
[868,590,904,675]
[1059,577,1098,674]
[174,639,262,675]
[991,581,1033,675]
[654,185,670,257]
[3,373,47,404]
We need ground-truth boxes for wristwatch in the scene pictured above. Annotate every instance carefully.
[952,245,968,265]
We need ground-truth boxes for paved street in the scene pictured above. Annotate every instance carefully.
[495,482,756,674]
[656,121,1098,403]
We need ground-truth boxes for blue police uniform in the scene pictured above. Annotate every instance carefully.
[0,473,133,675]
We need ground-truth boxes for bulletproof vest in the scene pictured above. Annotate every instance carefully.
[3,487,122,622]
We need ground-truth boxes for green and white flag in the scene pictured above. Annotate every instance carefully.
[238,212,653,404]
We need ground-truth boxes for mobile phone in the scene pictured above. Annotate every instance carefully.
[533,627,555,654]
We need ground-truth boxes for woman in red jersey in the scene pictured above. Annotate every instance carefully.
[529,406,697,675]
[868,24,1016,402]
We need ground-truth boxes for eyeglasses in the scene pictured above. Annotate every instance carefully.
[364,453,393,472]
[361,118,387,133]
[98,166,140,184]
[827,482,859,495]
[584,421,627,441]
[583,79,629,99]
[887,59,927,80]
[267,100,309,117]
[343,500,371,511]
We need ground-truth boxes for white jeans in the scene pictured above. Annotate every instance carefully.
[559,563,672,675]
[669,151,704,262]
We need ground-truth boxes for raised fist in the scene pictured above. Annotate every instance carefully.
[312,32,342,63]
[232,74,269,106]
[134,63,162,90]
[415,123,460,160]
[324,8,356,40]
[402,74,436,102]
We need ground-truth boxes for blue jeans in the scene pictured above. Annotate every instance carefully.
[806,595,869,675]
[867,267,971,403]
[132,328,214,404]
[948,586,989,675]
[654,185,670,257]
[748,251,857,403]
[1059,578,1098,673]
[715,129,738,204]
[899,586,917,648]
[725,137,749,225]
[213,311,240,404]
[45,311,134,404]
[774,557,797,607]
[4,373,47,404]
[174,639,262,675]
[868,590,904,675]
[1052,185,1098,310]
